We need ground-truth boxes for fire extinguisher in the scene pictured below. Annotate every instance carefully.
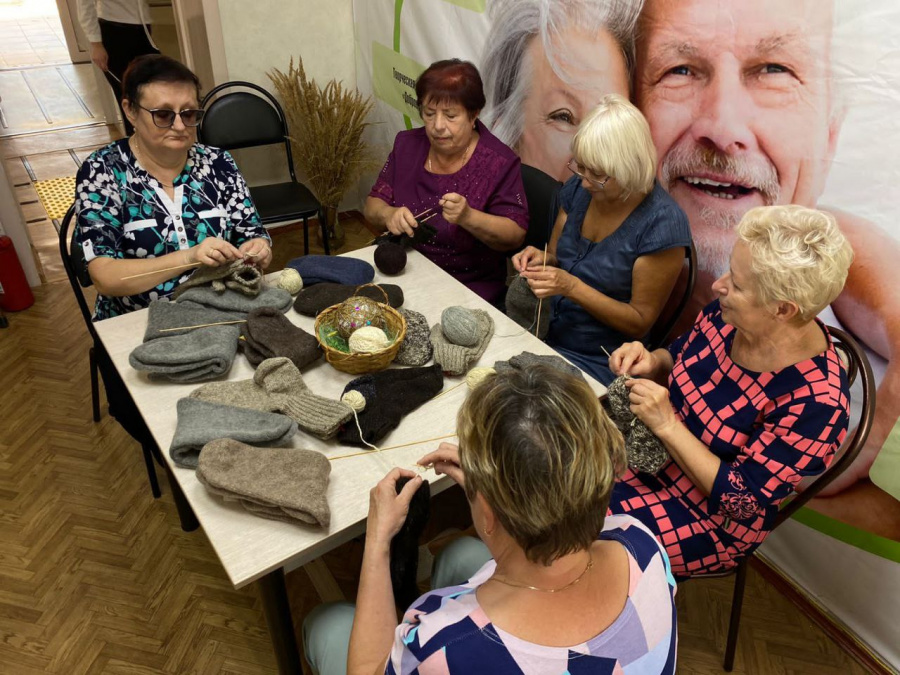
[0,235,35,312]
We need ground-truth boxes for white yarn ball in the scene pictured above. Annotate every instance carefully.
[341,390,367,411]
[466,366,496,390]
[348,326,391,353]
[276,268,303,295]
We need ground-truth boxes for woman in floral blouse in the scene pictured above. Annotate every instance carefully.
[74,54,271,321]
[608,205,854,578]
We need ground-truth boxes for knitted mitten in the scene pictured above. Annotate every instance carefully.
[240,307,321,370]
[293,283,405,317]
[254,357,353,439]
[390,476,431,610]
[394,309,433,366]
[430,309,494,376]
[337,364,444,446]
[605,375,670,474]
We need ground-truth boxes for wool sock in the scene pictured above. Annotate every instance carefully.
[254,357,353,439]
[505,275,550,339]
[142,299,241,341]
[129,324,241,382]
[390,477,431,610]
[169,398,297,469]
[172,260,263,299]
[176,286,292,315]
[494,351,585,381]
[286,255,375,287]
[394,309,433,366]
[430,310,494,376]
[240,307,321,370]
[197,439,331,527]
[337,364,444,446]
[189,377,277,412]
[293,282,404,317]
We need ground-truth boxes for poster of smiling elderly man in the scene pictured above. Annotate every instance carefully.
[353,0,900,545]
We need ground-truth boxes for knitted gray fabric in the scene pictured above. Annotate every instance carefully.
[172,260,263,299]
[129,325,241,382]
[197,439,331,527]
[494,352,586,381]
[605,375,670,474]
[254,357,353,439]
[176,286,292,314]
[441,306,480,347]
[505,275,550,339]
[240,307,321,370]
[394,308,433,366]
[189,378,278,412]
[142,299,241,341]
[430,309,494,376]
[169,398,297,469]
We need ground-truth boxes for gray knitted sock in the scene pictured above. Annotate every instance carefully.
[240,307,321,370]
[129,324,241,382]
[169,398,297,468]
[254,357,353,439]
[189,378,277,412]
[395,308,432,366]
[143,299,241,341]
[197,439,331,527]
[430,309,494,376]
[605,375,670,474]
[176,286,292,314]
[505,275,550,339]
[493,352,585,381]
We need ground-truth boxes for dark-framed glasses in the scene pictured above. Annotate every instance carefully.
[567,159,611,189]
[138,105,205,128]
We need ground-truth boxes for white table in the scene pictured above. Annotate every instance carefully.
[94,247,606,672]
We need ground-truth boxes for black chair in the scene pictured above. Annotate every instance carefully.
[707,326,876,671]
[199,81,329,256]
[645,243,697,350]
[520,164,562,251]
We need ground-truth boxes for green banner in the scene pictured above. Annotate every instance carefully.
[793,507,900,564]
[372,41,424,124]
[441,0,486,11]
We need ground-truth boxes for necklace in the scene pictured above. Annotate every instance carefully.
[489,551,593,593]
[429,138,473,174]
[130,136,177,188]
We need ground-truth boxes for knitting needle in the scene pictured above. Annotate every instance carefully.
[431,380,466,401]
[121,261,201,281]
[419,212,438,223]
[328,432,459,462]
[158,319,246,333]
[600,345,613,358]
[534,243,548,338]
[413,207,434,219]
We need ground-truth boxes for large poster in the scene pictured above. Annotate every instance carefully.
[354,0,900,661]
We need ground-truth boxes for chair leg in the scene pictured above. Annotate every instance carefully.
[89,346,101,423]
[320,213,331,255]
[724,559,749,671]
[303,216,310,256]
[141,441,162,498]
[164,462,199,532]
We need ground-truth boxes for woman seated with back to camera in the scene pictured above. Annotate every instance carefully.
[74,54,271,322]
[302,367,677,674]
[364,59,528,306]
[512,94,691,385]
[608,205,853,578]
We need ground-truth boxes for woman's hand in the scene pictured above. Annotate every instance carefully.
[238,238,272,269]
[387,206,417,237]
[512,246,546,273]
[521,266,578,299]
[626,378,678,435]
[366,468,423,549]
[418,442,464,488]
[189,237,241,267]
[90,42,109,72]
[610,341,656,377]
[440,193,470,225]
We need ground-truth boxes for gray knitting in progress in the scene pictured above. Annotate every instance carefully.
[431,308,494,376]
[169,398,297,469]
[494,352,585,382]
[176,286,292,314]
[505,275,550,339]
[394,308,433,366]
[197,440,332,527]
[172,260,263,299]
[142,299,241,341]
[605,375,670,474]
[129,324,241,382]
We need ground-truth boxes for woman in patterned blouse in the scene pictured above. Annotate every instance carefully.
[608,205,854,578]
[74,54,271,321]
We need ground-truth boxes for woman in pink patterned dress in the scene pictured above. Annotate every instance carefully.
[609,205,854,578]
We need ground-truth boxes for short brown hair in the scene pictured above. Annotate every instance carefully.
[415,59,486,114]
[457,366,625,566]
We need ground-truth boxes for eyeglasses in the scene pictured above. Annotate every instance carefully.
[567,160,611,189]
[138,105,205,128]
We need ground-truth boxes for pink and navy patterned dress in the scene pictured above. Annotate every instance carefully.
[386,515,677,674]
[609,300,850,578]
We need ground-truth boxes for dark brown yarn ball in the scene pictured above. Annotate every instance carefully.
[374,242,407,275]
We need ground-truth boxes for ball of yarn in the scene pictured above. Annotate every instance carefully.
[348,326,391,353]
[335,295,386,338]
[341,390,367,412]
[441,306,480,347]
[466,366,496,390]
[374,241,407,275]
[276,268,304,295]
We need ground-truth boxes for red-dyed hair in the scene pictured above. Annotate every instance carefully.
[415,59,486,115]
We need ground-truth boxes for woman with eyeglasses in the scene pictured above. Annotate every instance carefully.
[73,54,272,321]
[512,94,691,384]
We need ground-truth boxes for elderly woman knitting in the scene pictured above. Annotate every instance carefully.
[364,59,528,305]
[608,205,854,578]
[302,366,677,674]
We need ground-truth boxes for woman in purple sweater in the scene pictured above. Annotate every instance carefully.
[365,59,528,305]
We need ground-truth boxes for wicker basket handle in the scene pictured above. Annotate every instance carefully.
[354,282,390,304]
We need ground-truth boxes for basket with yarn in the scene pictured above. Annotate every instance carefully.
[314,283,407,374]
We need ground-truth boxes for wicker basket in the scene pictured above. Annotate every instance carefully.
[314,284,408,374]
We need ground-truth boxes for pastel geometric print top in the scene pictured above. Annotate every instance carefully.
[386,514,678,674]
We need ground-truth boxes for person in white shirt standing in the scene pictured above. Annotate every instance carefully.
[77,0,159,134]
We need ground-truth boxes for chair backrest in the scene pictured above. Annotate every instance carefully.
[774,326,876,525]
[199,81,296,181]
[645,243,697,350]
[58,204,99,340]
[520,164,562,251]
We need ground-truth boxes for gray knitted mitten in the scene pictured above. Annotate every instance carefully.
[605,375,670,474]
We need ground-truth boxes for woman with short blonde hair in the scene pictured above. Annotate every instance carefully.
[513,94,692,385]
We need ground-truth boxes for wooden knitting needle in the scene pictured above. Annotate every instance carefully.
[328,432,459,462]
[600,345,613,358]
[413,207,434,219]
[534,243,549,337]
[120,261,201,281]
[158,319,246,333]
[419,212,438,223]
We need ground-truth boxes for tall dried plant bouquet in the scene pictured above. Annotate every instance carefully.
[268,57,375,240]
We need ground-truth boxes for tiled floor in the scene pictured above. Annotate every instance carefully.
[0,0,69,68]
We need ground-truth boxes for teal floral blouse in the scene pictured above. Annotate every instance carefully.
[73,139,269,321]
